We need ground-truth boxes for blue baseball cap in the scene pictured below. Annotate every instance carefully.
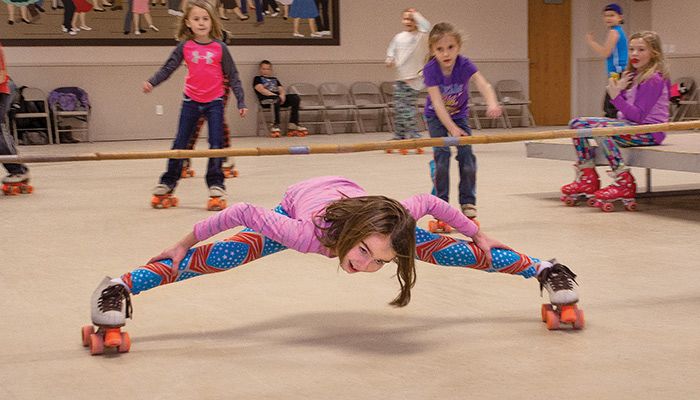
[604,3,623,15]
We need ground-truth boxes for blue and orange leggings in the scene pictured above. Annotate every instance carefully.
[569,117,660,170]
[121,206,541,295]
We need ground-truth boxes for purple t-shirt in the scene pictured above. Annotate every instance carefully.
[423,55,478,119]
[193,176,480,258]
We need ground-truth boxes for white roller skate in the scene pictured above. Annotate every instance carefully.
[537,261,584,330]
[222,160,239,178]
[287,122,308,137]
[2,173,33,195]
[207,185,227,211]
[269,124,281,138]
[151,183,178,209]
[81,276,133,355]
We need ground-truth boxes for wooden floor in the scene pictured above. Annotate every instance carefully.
[2,129,700,399]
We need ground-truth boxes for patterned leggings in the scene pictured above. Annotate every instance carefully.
[393,81,421,139]
[121,206,540,295]
[569,117,660,170]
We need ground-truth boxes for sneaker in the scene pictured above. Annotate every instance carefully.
[270,11,279,17]
[149,24,159,32]
[79,25,92,31]
[319,30,331,36]
[293,33,304,38]
[69,29,78,35]
[167,9,183,16]
[310,32,324,38]
[91,277,132,327]
[135,30,141,35]
[209,185,226,198]
[537,261,579,305]
[461,204,477,219]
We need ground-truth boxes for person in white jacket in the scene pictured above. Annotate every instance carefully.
[385,8,431,140]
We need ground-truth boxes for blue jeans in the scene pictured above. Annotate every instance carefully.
[1,81,27,176]
[160,97,225,189]
[239,0,263,22]
[427,115,477,206]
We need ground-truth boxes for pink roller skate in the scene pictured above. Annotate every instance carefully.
[560,163,600,207]
[592,168,637,212]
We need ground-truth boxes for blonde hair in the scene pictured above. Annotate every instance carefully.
[315,196,417,307]
[428,22,462,52]
[626,31,670,83]
[175,0,223,41]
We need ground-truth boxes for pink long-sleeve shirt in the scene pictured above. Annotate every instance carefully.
[193,176,480,257]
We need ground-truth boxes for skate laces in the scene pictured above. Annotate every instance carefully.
[538,263,578,295]
[98,285,133,319]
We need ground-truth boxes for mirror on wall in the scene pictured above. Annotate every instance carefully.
[0,0,337,46]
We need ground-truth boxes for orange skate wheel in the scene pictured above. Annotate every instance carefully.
[385,149,393,154]
[400,149,409,155]
[416,148,424,154]
[560,305,577,324]
[232,169,239,177]
[151,196,160,208]
[104,328,122,348]
[161,197,172,209]
[439,221,453,233]
[428,220,438,233]
[89,333,105,355]
[545,310,560,330]
[81,325,94,347]
[171,197,179,207]
[189,170,195,177]
[601,202,615,212]
[541,304,553,322]
[573,308,585,330]
[20,185,33,194]
[118,332,131,353]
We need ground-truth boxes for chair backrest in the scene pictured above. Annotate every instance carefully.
[288,82,324,107]
[379,81,394,103]
[319,82,354,106]
[20,87,48,103]
[495,79,528,101]
[49,86,90,111]
[350,81,386,106]
[675,77,697,100]
[15,87,48,114]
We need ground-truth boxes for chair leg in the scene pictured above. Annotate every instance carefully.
[501,108,512,129]
[355,109,364,133]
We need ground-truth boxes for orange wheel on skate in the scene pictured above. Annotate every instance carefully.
[104,328,122,348]
[416,148,424,154]
[545,310,560,330]
[400,149,409,155]
[89,333,105,355]
[118,332,131,353]
[560,305,577,324]
[232,169,239,178]
[601,202,615,212]
[385,149,394,154]
[573,308,585,330]
[540,304,553,322]
[161,197,172,208]
[171,197,179,207]
[81,325,94,347]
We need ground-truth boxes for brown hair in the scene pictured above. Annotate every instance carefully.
[426,22,463,63]
[315,196,417,307]
[626,31,670,83]
[175,0,223,41]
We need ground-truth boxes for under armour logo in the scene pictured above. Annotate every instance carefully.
[191,51,214,64]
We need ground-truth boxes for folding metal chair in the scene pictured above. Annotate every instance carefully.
[350,81,393,132]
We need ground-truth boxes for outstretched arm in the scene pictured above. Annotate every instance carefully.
[586,29,619,58]
[145,42,185,92]
[472,71,502,118]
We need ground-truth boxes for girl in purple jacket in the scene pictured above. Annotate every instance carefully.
[562,31,670,212]
[85,176,583,352]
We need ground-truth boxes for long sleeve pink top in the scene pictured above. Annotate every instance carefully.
[193,176,480,257]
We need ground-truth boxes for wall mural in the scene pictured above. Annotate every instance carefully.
[1,0,337,46]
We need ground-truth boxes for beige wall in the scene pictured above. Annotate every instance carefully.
[5,1,699,140]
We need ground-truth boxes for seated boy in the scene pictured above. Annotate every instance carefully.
[253,60,307,137]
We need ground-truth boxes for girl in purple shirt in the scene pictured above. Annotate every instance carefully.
[562,31,670,212]
[85,176,583,351]
[423,23,503,225]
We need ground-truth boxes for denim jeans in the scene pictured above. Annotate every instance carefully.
[427,115,477,206]
[1,81,27,175]
[160,97,225,189]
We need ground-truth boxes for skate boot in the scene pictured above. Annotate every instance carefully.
[460,204,480,227]
[537,261,584,330]
[560,162,600,207]
[151,184,178,209]
[1,173,33,195]
[287,122,308,137]
[428,219,453,233]
[592,168,637,212]
[269,124,281,138]
[207,185,227,211]
[222,160,239,178]
[82,276,133,355]
[180,159,195,178]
